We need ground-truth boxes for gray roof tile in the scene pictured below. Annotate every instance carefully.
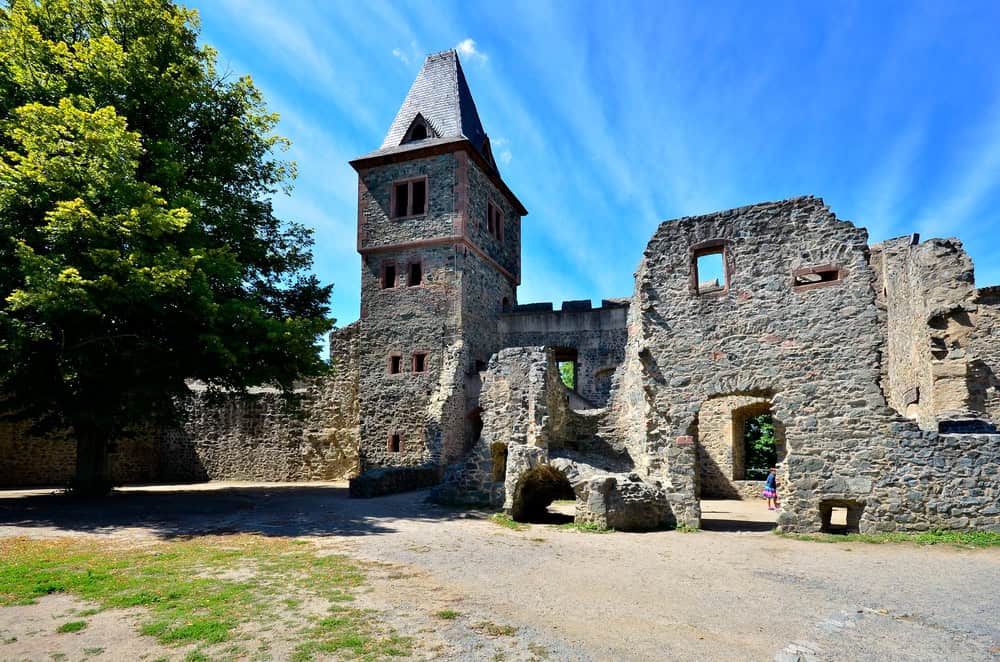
[381,50,493,167]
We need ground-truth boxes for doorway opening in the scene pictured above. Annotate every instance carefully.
[510,464,575,524]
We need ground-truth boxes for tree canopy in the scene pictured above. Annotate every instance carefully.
[0,0,333,493]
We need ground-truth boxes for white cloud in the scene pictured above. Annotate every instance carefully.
[391,48,410,65]
[499,149,513,165]
[456,38,487,63]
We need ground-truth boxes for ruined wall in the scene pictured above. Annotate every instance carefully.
[0,423,158,487]
[0,324,361,487]
[499,300,629,406]
[969,287,1000,424]
[608,197,887,531]
[874,237,983,429]
[160,323,360,482]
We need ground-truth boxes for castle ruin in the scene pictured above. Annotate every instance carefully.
[2,50,998,534]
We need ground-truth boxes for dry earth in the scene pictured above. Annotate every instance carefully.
[0,482,998,661]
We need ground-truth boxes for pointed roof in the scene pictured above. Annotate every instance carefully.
[379,50,492,163]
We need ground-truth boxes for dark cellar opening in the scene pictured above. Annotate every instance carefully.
[511,465,575,524]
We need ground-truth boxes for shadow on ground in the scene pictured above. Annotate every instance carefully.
[0,484,480,540]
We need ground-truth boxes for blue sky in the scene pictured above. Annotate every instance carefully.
[196,0,1000,330]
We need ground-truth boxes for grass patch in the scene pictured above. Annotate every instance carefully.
[779,529,1000,548]
[558,521,612,534]
[435,609,459,620]
[489,513,528,531]
[674,524,700,533]
[473,620,517,637]
[0,535,410,658]
[56,620,87,633]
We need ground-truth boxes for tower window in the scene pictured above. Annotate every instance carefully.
[487,201,504,241]
[381,263,396,289]
[391,177,428,218]
[412,351,428,373]
[408,261,423,286]
[410,123,427,140]
[388,353,402,375]
[388,432,402,453]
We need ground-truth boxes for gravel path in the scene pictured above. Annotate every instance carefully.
[1,482,997,661]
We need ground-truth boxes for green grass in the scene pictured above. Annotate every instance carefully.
[558,521,612,534]
[779,529,1000,548]
[0,535,412,659]
[435,609,459,620]
[56,620,87,633]
[673,524,700,533]
[489,513,528,531]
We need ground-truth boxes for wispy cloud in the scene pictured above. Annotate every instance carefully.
[493,137,512,165]
[456,38,488,63]
[916,99,1000,239]
[391,48,410,65]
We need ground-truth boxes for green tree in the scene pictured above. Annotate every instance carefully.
[743,413,776,480]
[0,0,332,494]
[558,361,574,390]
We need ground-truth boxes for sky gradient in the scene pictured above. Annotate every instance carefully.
[196,0,1000,332]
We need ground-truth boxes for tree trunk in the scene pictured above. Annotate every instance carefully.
[73,424,113,496]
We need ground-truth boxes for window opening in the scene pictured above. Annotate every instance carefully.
[389,433,401,453]
[487,201,503,240]
[391,178,427,218]
[412,352,427,373]
[793,268,841,287]
[411,180,426,216]
[553,347,578,391]
[501,297,511,312]
[696,250,726,293]
[410,123,427,140]
[381,263,396,289]
[408,262,422,286]
[388,355,402,374]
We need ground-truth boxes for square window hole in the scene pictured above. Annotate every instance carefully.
[412,352,427,373]
[389,355,402,374]
[381,263,396,289]
[409,262,422,286]
[696,251,726,293]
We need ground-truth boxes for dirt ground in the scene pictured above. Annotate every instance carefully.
[0,482,998,661]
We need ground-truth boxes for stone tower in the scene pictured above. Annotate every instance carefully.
[349,50,527,477]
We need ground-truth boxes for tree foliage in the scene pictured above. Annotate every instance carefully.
[558,361,574,390]
[0,0,333,493]
[743,413,776,481]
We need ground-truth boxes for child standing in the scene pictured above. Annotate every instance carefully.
[763,467,779,510]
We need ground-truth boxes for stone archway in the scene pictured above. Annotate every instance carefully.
[510,464,575,523]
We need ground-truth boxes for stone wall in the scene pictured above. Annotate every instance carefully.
[0,323,361,487]
[873,237,984,429]
[161,323,360,482]
[608,197,888,531]
[969,287,1000,424]
[696,394,780,499]
[499,300,629,406]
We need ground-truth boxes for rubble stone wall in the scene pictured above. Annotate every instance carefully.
[499,302,629,406]
[970,287,1000,424]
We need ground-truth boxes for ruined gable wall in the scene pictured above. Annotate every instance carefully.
[609,197,886,530]
[499,302,629,406]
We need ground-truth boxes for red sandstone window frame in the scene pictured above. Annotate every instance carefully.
[791,264,846,292]
[411,350,430,373]
[380,260,398,289]
[690,239,731,297]
[389,176,428,219]
[388,431,403,453]
[406,258,424,287]
[487,199,504,241]
[387,352,403,376]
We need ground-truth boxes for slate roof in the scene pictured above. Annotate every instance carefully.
[374,50,492,165]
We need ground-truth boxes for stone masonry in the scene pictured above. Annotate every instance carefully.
[3,49,998,536]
